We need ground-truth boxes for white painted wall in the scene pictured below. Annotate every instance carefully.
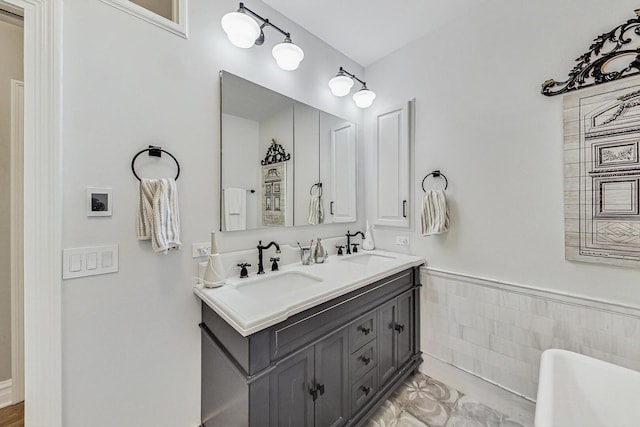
[0,19,23,384]
[61,0,363,425]
[364,0,640,308]
[293,101,320,226]
[222,113,259,230]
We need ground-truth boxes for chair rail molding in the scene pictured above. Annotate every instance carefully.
[0,0,62,425]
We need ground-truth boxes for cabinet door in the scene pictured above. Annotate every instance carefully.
[270,346,315,427]
[314,328,350,427]
[330,121,357,223]
[377,299,397,385]
[373,101,411,228]
[396,292,414,367]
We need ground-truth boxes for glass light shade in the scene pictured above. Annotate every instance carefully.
[352,87,376,108]
[221,11,260,49]
[328,74,354,97]
[272,40,304,71]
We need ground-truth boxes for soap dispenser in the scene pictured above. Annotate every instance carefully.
[203,232,226,288]
[313,237,327,263]
[362,221,375,251]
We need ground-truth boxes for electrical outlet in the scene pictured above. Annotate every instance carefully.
[192,242,211,258]
[396,236,410,246]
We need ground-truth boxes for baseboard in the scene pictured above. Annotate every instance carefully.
[419,353,535,426]
[0,379,12,409]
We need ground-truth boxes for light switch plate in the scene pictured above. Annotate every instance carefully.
[63,245,118,279]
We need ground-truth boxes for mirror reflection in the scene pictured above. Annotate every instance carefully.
[129,0,176,22]
[220,71,357,232]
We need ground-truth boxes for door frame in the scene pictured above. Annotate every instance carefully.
[10,79,24,406]
[1,0,61,425]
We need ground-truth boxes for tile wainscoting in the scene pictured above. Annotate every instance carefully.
[421,268,640,400]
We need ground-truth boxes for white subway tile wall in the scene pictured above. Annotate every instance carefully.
[422,269,640,400]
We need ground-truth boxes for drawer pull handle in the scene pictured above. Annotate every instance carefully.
[359,326,371,335]
[361,385,371,396]
[394,323,405,333]
[360,356,371,365]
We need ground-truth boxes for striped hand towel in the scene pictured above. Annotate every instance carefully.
[136,178,182,253]
[421,190,450,236]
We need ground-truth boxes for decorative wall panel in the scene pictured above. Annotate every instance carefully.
[564,75,640,267]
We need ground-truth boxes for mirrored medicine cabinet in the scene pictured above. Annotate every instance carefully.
[220,71,358,232]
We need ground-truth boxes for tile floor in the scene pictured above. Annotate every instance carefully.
[365,373,528,427]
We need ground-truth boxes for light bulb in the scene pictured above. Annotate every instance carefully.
[221,10,260,49]
[272,38,304,71]
[352,86,376,108]
[328,74,354,97]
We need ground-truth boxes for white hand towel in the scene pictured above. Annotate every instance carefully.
[224,187,247,231]
[421,190,450,236]
[225,187,244,215]
[307,195,324,225]
[136,178,182,253]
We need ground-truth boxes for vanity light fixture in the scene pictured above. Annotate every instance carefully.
[328,67,376,108]
[221,2,304,71]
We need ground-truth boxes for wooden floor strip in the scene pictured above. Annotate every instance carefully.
[0,401,24,427]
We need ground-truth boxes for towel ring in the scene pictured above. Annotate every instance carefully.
[421,170,448,192]
[310,182,323,197]
[131,146,180,181]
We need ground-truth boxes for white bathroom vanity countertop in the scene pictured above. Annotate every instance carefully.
[193,250,425,336]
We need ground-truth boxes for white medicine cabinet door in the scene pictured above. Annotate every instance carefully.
[373,101,412,228]
[330,121,357,223]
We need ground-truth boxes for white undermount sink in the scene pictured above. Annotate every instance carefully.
[230,270,323,296]
[341,253,396,266]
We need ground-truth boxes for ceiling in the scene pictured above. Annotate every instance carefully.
[261,0,480,67]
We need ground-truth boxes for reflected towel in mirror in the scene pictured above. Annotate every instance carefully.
[224,187,247,231]
[308,194,324,225]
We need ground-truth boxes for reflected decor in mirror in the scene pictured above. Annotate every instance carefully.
[220,71,358,232]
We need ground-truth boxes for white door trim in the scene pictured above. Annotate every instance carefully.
[1,0,62,425]
[10,79,24,406]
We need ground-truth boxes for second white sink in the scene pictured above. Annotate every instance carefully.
[341,253,396,266]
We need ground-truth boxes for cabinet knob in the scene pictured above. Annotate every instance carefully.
[317,383,325,395]
[359,326,371,335]
[394,323,405,333]
[360,356,371,365]
[361,385,371,396]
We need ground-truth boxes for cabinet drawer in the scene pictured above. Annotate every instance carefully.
[351,369,378,415]
[351,339,376,382]
[350,311,377,351]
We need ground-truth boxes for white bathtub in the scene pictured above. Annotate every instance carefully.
[534,349,640,427]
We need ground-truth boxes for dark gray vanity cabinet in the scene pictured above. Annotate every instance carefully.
[270,328,349,427]
[378,292,414,385]
[200,267,422,427]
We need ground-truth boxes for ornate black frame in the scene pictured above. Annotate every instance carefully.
[261,139,291,165]
[542,10,640,96]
